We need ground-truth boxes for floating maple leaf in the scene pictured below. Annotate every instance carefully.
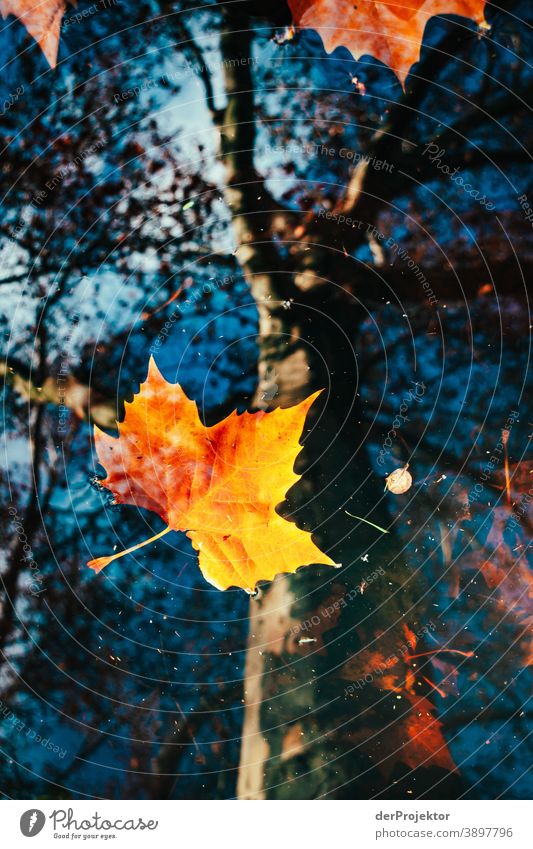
[88,357,337,591]
[287,0,486,86]
[0,0,71,67]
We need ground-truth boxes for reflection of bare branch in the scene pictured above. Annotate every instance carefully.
[167,14,223,124]
[338,28,530,248]
[50,729,111,784]
[153,684,241,799]
[0,271,36,286]
[443,709,533,732]
[334,31,463,223]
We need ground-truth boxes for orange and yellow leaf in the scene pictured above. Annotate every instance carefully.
[88,357,336,591]
[0,0,70,67]
[288,0,486,86]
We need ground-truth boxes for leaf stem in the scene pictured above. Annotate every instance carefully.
[88,526,172,573]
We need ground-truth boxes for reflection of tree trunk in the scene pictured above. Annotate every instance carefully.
[0,307,52,662]
[236,313,462,799]
[197,6,462,799]
[0,406,44,659]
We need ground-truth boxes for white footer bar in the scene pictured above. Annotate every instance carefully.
[2,799,530,848]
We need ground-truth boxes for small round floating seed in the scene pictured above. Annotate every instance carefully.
[385,464,412,495]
